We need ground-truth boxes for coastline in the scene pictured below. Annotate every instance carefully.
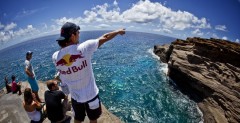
[153,37,240,123]
[150,48,204,123]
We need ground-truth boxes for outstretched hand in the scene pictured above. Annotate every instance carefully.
[98,28,126,47]
[117,28,126,35]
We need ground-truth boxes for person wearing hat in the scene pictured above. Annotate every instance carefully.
[52,22,125,123]
[25,51,42,103]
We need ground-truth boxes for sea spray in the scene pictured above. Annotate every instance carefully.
[148,47,203,123]
[197,106,204,123]
[148,48,168,76]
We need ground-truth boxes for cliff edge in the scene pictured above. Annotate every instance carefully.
[0,81,122,123]
[154,37,240,123]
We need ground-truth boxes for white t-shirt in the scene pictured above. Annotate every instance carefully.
[52,39,99,102]
[25,60,35,77]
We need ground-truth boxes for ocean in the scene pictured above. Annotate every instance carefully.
[0,31,202,122]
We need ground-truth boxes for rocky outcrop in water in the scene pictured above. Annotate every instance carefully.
[154,37,240,123]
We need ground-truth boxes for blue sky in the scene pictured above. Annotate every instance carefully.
[0,0,240,49]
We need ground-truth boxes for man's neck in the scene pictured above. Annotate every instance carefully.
[62,43,75,49]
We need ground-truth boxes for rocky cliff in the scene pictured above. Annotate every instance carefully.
[154,37,240,123]
[0,81,122,123]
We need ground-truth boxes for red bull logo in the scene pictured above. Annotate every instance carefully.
[58,60,87,75]
[56,52,87,75]
[56,53,84,66]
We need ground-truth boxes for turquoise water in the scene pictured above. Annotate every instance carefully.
[0,31,202,122]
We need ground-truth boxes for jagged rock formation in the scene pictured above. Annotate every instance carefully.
[154,37,240,123]
[0,81,122,123]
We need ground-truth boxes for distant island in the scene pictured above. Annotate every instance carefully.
[154,37,240,123]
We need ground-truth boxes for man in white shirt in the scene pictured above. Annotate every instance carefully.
[52,22,125,123]
[25,51,42,102]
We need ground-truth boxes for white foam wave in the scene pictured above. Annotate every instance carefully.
[160,63,168,76]
[147,48,168,75]
[197,105,204,123]
[147,48,160,60]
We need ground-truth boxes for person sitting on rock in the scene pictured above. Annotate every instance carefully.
[23,88,46,123]
[4,76,12,93]
[44,80,71,123]
[11,75,22,95]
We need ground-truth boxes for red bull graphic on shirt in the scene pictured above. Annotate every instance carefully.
[56,52,87,75]
[56,52,84,66]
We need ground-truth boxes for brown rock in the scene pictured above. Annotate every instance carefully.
[154,37,240,123]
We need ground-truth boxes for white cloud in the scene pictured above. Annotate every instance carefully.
[4,22,17,31]
[0,24,39,42]
[162,28,172,34]
[14,8,46,20]
[192,29,203,36]
[222,36,227,40]
[236,39,239,43]
[14,25,37,36]
[2,0,216,47]
[54,0,211,34]
[83,10,98,23]
[212,33,219,39]
[41,23,48,30]
[15,9,37,20]
[96,24,111,29]
[129,25,135,28]
[215,25,227,31]
[113,0,118,6]
[0,22,4,29]
[91,3,121,23]
[121,0,211,30]
[153,28,172,34]
[0,31,11,41]
[54,17,82,26]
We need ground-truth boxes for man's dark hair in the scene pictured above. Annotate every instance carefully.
[46,80,56,90]
[58,40,69,48]
[56,22,80,48]
[11,75,16,81]
[58,30,79,48]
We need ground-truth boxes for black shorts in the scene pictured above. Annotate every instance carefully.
[71,95,102,121]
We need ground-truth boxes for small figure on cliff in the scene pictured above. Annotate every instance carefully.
[24,51,43,102]
[23,88,46,123]
[4,76,12,93]
[11,75,22,95]
[44,80,71,123]
[52,22,125,123]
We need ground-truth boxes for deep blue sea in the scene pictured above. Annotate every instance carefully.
[0,31,202,123]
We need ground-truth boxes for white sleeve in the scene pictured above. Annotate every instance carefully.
[52,51,59,66]
[52,51,62,81]
[25,61,30,69]
[78,39,99,55]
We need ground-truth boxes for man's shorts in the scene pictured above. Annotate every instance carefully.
[28,77,39,92]
[71,95,102,121]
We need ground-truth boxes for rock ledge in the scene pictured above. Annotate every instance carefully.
[154,37,240,123]
[0,81,122,123]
